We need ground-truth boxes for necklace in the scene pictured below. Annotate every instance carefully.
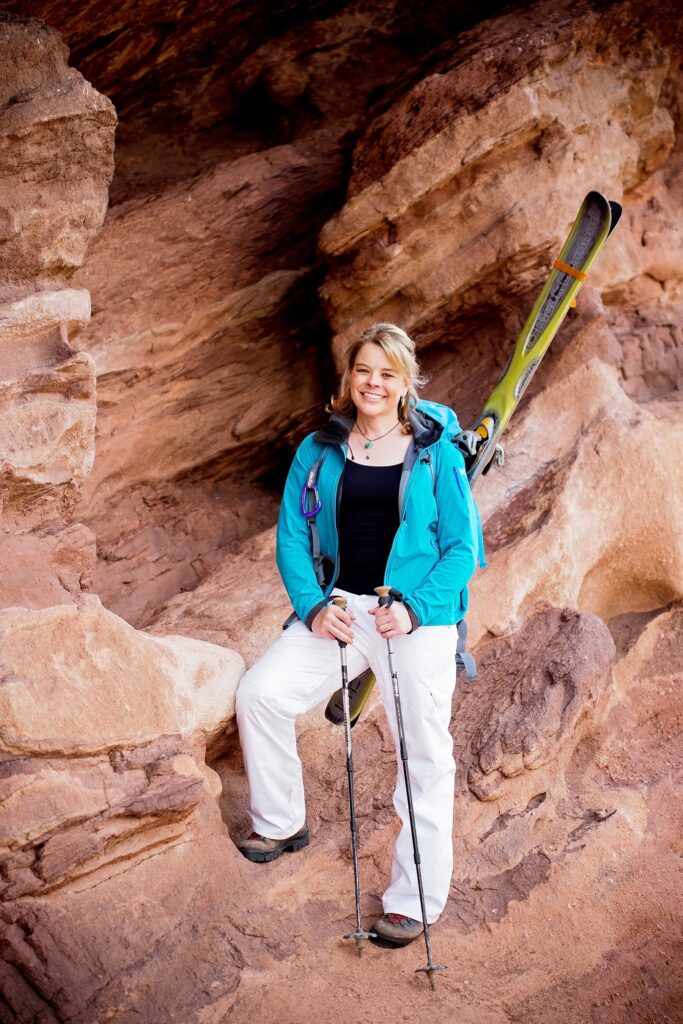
[353,420,400,460]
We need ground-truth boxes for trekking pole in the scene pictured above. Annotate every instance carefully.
[374,586,446,991]
[332,596,371,957]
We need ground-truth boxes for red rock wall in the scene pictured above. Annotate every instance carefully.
[6,0,679,627]
[1,3,682,1022]
[0,14,115,609]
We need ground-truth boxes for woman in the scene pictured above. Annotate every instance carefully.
[235,322,481,948]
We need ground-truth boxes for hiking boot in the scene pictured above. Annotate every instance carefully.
[237,823,309,863]
[369,913,424,948]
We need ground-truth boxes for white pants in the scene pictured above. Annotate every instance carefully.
[235,590,459,923]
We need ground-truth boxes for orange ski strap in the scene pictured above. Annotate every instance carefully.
[553,259,587,282]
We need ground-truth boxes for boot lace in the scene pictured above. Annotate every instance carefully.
[385,913,411,927]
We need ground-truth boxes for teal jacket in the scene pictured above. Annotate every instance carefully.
[276,402,485,630]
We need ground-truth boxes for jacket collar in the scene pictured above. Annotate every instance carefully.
[313,408,443,450]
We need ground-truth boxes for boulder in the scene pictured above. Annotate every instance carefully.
[0,596,244,755]
[460,608,615,803]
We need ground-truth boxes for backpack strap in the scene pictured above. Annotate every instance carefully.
[301,449,330,587]
[423,449,478,680]
[455,619,477,679]
[302,442,477,681]
[283,447,336,630]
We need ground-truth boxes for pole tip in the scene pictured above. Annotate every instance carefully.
[416,963,446,990]
[374,586,391,598]
[332,596,348,609]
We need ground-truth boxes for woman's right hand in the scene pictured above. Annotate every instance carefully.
[311,603,356,644]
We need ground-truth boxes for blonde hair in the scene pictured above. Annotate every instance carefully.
[329,323,427,432]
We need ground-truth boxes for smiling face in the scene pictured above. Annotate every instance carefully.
[349,342,408,422]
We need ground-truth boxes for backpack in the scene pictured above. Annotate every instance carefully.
[300,400,483,679]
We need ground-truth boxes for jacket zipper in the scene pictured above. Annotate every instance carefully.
[385,444,435,580]
[327,445,346,592]
[400,447,433,518]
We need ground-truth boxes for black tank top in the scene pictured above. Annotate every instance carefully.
[335,459,402,596]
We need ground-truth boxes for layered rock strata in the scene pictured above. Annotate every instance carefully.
[0,602,247,1022]
[320,0,679,364]
[59,0,521,623]
[0,15,115,610]
[8,594,679,1022]
[0,24,250,1018]
[76,0,683,624]
[0,1,682,1022]
[72,133,342,499]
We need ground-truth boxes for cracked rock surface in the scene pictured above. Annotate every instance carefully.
[462,608,616,801]
[1,0,682,1021]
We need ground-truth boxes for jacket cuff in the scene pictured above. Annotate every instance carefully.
[304,600,327,631]
[404,602,420,633]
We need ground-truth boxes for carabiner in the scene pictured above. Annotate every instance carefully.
[301,481,322,519]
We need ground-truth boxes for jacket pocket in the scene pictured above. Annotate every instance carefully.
[452,464,467,499]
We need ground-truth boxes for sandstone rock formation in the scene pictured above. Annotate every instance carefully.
[88,476,281,628]
[213,604,682,1023]
[462,608,616,804]
[60,0,530,625]
[0,15,115,611]
[72,134,341,497]
[320,0,678,362]
[0,597,243,755]
[0,20,251,1019]
[468,358,683,639]
[1,0,682,1022]
[0,596,248,1020]
[69,0,683,627]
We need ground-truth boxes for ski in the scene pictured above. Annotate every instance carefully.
[468,190,622,483]
[325,190,622,728]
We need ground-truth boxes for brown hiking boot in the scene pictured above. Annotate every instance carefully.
[369,912,424,948]
[237,823,309,863]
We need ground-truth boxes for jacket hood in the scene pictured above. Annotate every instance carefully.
[313,408,444,450]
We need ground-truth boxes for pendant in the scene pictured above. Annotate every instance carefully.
[364,441,373,449]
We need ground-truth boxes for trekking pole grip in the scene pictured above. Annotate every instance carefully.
[332,596,348,649]
[375,586,396,656]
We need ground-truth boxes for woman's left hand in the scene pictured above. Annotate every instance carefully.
[368,601,412,639]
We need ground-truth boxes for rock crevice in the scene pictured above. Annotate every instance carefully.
[1,2,682,1021]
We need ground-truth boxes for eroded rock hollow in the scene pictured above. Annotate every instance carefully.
[1,1,682,1021]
